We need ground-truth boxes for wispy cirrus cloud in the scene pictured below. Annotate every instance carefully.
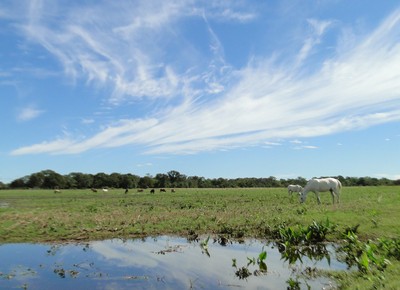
[9,3,400,156]
[18,0,255,105]
[17,106,44,122]
[294,19,333,68]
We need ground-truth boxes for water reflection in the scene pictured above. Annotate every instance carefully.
[274,242,332,265]
[0,236,344,289]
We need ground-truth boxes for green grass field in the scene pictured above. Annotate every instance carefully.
[1,186,400,289]
[0,186,399,243]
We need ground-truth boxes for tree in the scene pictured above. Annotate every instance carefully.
[138,175,155,189]
[120,174,140,189]
[187,176,201,188]
[10,178,27,188]
[41,170,66,189]
[265,176,281,187]
[167,170,187,187]
[211,177,230,188]
[93,173,109,188]
[67,172,94,188]
[155,173,170,188]
[108,173,122,188]
[27,172,45,188]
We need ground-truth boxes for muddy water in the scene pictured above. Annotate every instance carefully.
[0,236,345,289]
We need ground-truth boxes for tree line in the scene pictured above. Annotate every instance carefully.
[1,169,399,190]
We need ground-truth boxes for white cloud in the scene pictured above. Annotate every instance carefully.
[8,4,400,156]
[11,138,74,155]
[302,145,318,149]
[136,163,153,167]
[290,140,303,144]
[264,141,282,146]
[17,106,44,121]
[294,19,333,68]
[17,0,254,105]
[81,118,95,124]
[292,144,318,150]
[373,173,400,180]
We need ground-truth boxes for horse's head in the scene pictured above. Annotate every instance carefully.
[299,191,306,203]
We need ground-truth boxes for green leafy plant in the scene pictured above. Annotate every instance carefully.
[232,247,268,280]
[304,219,335,243]
[200,236,210,257]
[273,220,335,264]
[339,231,391,274]
[286,277,301,290]
[257,247,267,272]
[377,238,400,260]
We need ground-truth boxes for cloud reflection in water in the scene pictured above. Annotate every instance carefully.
[0,236,344,289]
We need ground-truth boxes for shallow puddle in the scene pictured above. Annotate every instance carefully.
[0,236,345,289]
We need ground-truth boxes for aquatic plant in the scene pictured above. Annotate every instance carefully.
[272,220,335,264]
[232,247,268,279]
[305,219,335,243]
[286,277,301,290]
[234,266,252,280]
[338,231,391,274]
[257,247,268,272]
[200,236,210,257]
[377,237,400,260]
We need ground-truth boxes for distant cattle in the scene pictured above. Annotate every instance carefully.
[171,188,176,193]
[124,188,129,194]
[91,188,98,193]
[137,189,144,192]
[160,188,166,192]
[54,189,61,193]
[102,188,108,192]
[150,189,155,194]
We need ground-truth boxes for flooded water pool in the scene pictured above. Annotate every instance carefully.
[0,236,345,289]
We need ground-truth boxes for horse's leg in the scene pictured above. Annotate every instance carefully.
[314,191,321,204]
[334,189,340,203]
[329,189,335,204]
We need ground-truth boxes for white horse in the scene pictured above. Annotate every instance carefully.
[287,185,303,196]
[300,178,342,204]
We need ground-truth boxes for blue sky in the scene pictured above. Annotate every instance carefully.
[1,0,400,183]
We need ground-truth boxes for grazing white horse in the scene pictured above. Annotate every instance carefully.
[300,178,342,204]
[287,185,303,196]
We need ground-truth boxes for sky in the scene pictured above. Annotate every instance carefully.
[1,0,400,183]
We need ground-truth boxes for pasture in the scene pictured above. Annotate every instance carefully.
[1,186,399,243]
